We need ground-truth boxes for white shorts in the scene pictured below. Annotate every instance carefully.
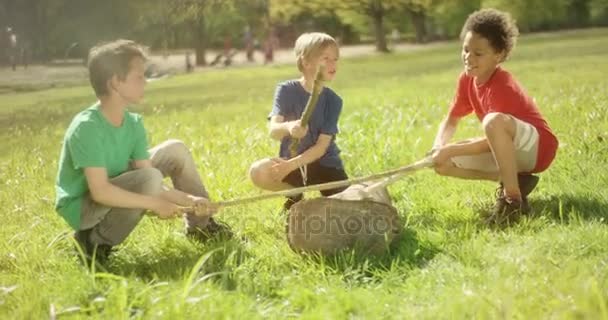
[451,116,539,173]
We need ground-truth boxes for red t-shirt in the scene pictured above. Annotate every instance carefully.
[448,67,558,173]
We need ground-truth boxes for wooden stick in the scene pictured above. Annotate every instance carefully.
[289,64,325,158]
[193,157,433,210]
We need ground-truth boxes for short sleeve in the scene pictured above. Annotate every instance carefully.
[268,83,291,119]
[320,92,342,135]
[67,122,105,169]
[448,72,473,118]
[131,116,150,160]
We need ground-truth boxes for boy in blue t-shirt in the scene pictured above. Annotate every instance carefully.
[55,40,227,263]
[249,32,348,209]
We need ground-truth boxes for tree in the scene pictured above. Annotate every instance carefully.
[135,0,264,66]
[272,0,439,51]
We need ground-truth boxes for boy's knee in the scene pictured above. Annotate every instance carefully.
[482,112,511,133]
[134,167,164,195]
[249,159,273,188]
[159,139,190,158]
[434,162,453,176]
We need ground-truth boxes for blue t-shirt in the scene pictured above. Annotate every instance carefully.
[269,80,344,169]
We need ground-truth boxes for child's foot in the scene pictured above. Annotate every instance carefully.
[186,218,233,242]
[74,229,113,265]
[497,174,539,213]
[485,192,526,226]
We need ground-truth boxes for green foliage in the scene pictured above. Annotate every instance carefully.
[1,0,607,61]
[428,0,482,38]
[590,0,608,25]
[481,0,596,31]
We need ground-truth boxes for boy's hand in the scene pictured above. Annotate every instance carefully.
[190,196,219,217]
[431,146,453,166]
[270,157,297,182]
[150,198,180,219]
[288,120,308,139]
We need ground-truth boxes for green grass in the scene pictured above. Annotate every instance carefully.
[1,28,608,319]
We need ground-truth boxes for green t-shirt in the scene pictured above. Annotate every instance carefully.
[55,103,150,230]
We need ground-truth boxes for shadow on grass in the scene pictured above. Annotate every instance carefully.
[531,194,608,223]
[297,226,441,285]
[106,236,249,289]
[465,193,608,229]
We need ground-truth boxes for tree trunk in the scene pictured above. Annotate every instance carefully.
[372,12,389,52]
[408,9,427,44]
[193,18,207,66]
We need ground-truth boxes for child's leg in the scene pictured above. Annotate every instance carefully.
[148,139,212,229]
[249,158,295,191]
[435,151,500,181]
[250,158,307,210]
[438,114,539,185]
[306,162,349,197]
[482,112,521,199]
[81,167,164,246]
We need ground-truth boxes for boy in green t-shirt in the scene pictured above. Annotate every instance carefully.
[55,39,227,263]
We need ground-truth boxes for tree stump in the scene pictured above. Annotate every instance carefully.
[286,183,402,255]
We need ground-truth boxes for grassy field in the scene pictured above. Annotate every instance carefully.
[1,28,607,319]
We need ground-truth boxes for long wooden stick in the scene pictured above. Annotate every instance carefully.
[200,156,433,209]
[289,64,325,158]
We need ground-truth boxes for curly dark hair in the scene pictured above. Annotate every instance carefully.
[460,8,519,61]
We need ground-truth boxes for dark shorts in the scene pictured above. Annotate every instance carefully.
[282,161,348,197]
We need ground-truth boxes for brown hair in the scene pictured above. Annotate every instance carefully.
[461,8,519,61]
[87,39,147,97]
[294,32,339,72]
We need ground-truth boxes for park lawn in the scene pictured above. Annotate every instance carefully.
[0,28,607,319]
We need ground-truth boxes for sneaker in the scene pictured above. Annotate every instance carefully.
[186,217,233,241]
[497,174,539,212]
[74,229,113,264]
[283,194,303,211]
[485,190,525,226]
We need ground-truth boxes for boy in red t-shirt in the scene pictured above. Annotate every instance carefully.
[430,9,558,224]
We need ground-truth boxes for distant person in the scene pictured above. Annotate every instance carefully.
[223,36,234,66]
[428,9,558,225]
[20,38,31,69]
[263,29,279,65]
[390,28,400,49]
[7,27,17,71]
[185,52,194,73]
[55,40,229,265]
[243,26,255,62]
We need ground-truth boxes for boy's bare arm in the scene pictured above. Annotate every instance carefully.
[269,115,307,140]
[131,159,215,212]
[433,115,461,148]
[84,167,178,218]
[432,138,491,166]
[445,138,491,156]
[287,134,332,168]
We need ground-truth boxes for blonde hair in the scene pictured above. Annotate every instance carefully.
[294,32,339,72]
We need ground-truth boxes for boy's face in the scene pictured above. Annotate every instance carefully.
[461,31,504,82]
[307,45,339,81]
[112,57,146,104]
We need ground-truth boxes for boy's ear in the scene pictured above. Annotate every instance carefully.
[108,75,119,93]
